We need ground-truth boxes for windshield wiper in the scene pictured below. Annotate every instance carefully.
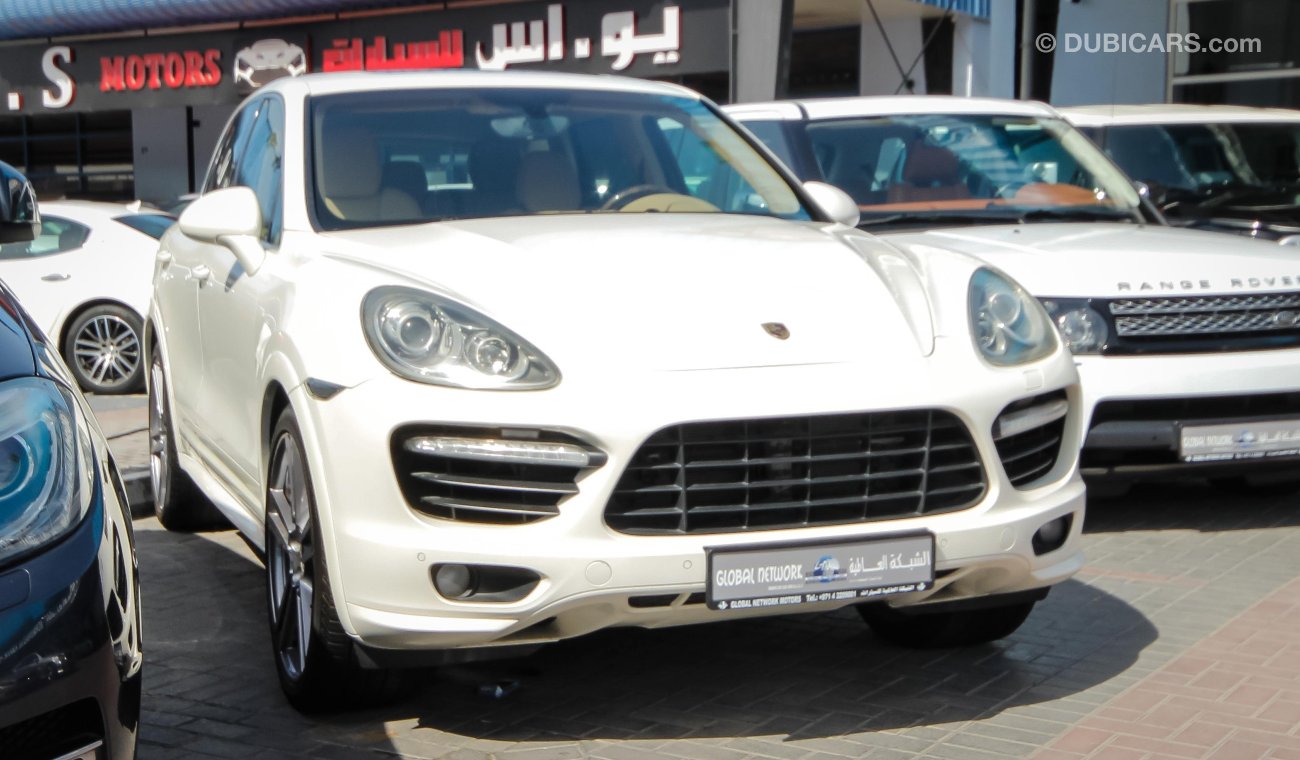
[1013,207,1138,222]
[857,211,1025,228]
[856,206,1136,229]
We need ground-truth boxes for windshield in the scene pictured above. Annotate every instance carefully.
[1100,122,1300,197]
[310,88,811,230]
[801,114,1142,225]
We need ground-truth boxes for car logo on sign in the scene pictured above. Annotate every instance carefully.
[762,322,790,340]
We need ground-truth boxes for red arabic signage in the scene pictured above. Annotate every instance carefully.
[322,32,464,72]
[0,0,728,114]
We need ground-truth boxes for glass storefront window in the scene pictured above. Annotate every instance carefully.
[0,110,133,199]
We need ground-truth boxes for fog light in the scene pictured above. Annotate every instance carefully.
[1032,514,1073,556]
[433,563,477,599]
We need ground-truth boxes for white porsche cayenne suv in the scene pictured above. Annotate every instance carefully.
[149,71,1084,711]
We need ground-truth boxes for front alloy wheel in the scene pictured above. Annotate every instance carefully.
[264,408,406,712]
[267,429,315,683]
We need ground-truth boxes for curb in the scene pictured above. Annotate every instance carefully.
[121,465,153,518]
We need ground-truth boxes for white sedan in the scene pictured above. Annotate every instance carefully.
[150,71,1085,711]
[0,200,173,394]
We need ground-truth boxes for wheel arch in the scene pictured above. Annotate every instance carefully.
[261,381,292,478]
[58,298,143,355]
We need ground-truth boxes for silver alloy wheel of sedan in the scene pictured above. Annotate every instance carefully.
[267,430,315,682]
[74,313,139,388]
[65,304,145,395]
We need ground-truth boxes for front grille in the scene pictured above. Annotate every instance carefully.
[0,699,103,760]
[1083,391,1300,468]
[993,391,1069,488]
[1104,292,1300,352]
[606,410,986,535]
[392,426,601,525]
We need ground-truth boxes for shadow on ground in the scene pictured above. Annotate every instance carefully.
[1084,479,1300,534]
[134,519,1159,753]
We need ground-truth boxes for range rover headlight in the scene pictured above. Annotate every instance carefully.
[1041,298,1109,354]
[362,286,559,390]
[969,268,1058,366]
[0,377,93,567]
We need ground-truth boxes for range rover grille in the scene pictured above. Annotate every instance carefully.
[605,410,986,535]
[1110,293,1300,338]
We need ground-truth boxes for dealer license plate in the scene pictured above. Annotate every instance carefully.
[706,533,933,611]
[1179,419,1300,462]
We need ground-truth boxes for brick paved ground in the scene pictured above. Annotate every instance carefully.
[97,392,1300,759]
[128,479,1300,760]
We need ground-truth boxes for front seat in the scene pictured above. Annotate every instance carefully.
[380,160,432,216]
[887,144,971,204]
[462,136,524,217]
[318,125,420,222]
[516,152,580,213]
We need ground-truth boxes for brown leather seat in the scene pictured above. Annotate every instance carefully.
[887,144,971,204]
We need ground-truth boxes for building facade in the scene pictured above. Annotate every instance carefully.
[0,0,1292,205]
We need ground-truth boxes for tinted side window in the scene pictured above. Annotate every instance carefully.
[205,103,256,193]
[0,215,89,259]
[233,97,284,245]
[114,213,176,240]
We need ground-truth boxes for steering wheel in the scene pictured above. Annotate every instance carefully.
[601,184,687,211]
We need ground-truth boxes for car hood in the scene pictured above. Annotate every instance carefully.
[882,222,1300,298]
[319,214,935,371]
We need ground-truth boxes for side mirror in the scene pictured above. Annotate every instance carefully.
[802,181,861,228]
[178,186,266,276]
[0,161,40,244]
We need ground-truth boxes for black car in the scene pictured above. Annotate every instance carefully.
[0,161,141,759]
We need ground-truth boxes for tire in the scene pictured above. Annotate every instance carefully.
[63,304,145,394]
[149,348,225,531]
[265,407,406,712]
[857,600,1036,649]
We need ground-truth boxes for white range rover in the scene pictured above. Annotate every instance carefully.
[726,96,1300,489]
[150,72,1084,711]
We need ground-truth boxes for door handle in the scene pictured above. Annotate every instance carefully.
[40,273,70,282]
[191,265,212,285]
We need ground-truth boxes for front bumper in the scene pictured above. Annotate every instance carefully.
[0,478,141,760]
[294,355,1085,656]
[1075,350,1300,475]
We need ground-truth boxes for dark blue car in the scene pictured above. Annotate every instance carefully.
[0,161,141,759]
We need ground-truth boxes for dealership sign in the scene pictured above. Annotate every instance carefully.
[0,0,726,114]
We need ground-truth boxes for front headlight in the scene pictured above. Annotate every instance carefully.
[1041,298,1109,354]
[361,286,560,390]
[0,377,93,567]
[969,268,1058,366]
